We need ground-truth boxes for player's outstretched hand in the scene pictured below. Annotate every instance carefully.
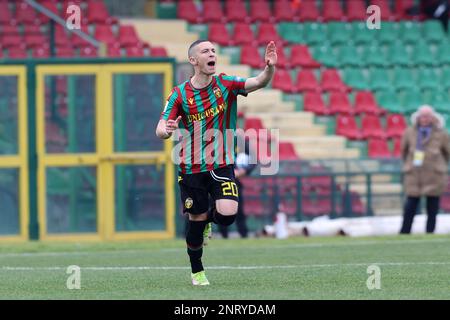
[265,41,277,67]
[166,116,182,135]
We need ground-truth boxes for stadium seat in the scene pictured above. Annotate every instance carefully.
[94,24,116,45]
[107,44,122,57]
[0,2,14,25]
[296,70,320,92]
[321,69,349,92]
[313,45,339,68]
[395,0,416,20]
[71,25,91,47]
[349,192,365,215]
[370,0,396,20]
[386,114,407,138]
[399,21,421,44]
[39,1,60,23]
[368,138,391,158]
[369,68,391,91]
[208,23,233,46]
[256,23,284,46]
[335,115,363,140]
[376,90,403,114]
[322,0,344,22]
[442,67,450,89]
[354,91,384,115]
[240,45,265,69]
[24,24,43,35]
[271,69,296,93]
[347,0,367,21]
[16,2,39,25]
[377,22,398,44]
[1,25,19,35]
[290,44,320,68]
[343,68,369,90]
[429,90,450,113]
[250,0,272,22]
[233,23,256,46]
[56,45,75,57]
[274,0,296,21]
[303,92,330,115]
[423,20,446,44]
[303,23,327,44]
[79,45,98,57]
[202,0,225,23]
[1,35,23,48]
[150,46,168,57]
[32,46,50,59]
[361,115,386,139]
[275,46,289,69]
[328,92,354,115]
[417,68,439,90]
[244,199,266,217]
[400,89,423,113]
[225,0,249,23]
[351,22,373,45]
[412,41,435,66]
[387,42,411,66]
[393,68,416,90]
[298,0,320,21]
[338,45,363,67]
[24,34,47,48]
[177,0,201,24]
[279,142,299,160]
[362,46,388,68]
[7,46,28,59]
[436,42,450,65]
[327,22,351,45]
[118,25,140,47]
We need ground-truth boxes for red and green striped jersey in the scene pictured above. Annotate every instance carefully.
[161,73,247,174]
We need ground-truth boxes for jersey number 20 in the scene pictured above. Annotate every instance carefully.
[221,182,238,197]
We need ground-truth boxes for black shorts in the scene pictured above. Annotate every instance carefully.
[178,165,239,215]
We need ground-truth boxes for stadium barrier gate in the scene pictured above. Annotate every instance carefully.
[0,58,177,242]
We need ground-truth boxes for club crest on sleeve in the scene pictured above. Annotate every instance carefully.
[185,197,193,209]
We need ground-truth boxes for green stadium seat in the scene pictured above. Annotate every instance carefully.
[387,42,411,66]
[338,45,363,67]
[436,42,450,65]
[441,67,450,89]
[327,22,351,45]
[303,23,327,45]
[423,20,446,44]
[278,22,302,43]
[362,45,388,67]
[393,67,416,91]
[417,68,439,90]
[351,22,373,45]
[376,89,404,114]
[411,41,436,66]
[430,91,450,113]
[399,89,423,113]
[343,67,369,90]
[399,21,421,44]
[369,68,392,91]
[312,45,339,68]
[377,22,398,44]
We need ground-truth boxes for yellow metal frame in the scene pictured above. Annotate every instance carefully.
[0,66,29,242]
[36,63,174,241]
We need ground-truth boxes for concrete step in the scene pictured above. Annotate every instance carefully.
[293,147,360,159]
[283,136,346,149]
[278,127,326,137]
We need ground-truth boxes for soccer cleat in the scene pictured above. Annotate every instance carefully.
[203,222,212,246]
[191,271,210,286]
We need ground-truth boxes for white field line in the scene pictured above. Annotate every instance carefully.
[0,237,448,257]
[1,261,450,271]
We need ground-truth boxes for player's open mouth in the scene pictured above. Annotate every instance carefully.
[207,61,216,66]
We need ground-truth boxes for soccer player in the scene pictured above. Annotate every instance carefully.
[156,40,277,285]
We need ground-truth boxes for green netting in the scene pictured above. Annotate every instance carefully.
[44,75,96,153]
[115,164,166,232]
[0,169,19,235]
[0,76,18,155]
[113,73,165,152]
[46,166,97,234]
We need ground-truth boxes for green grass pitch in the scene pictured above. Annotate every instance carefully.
[0,235,449,299]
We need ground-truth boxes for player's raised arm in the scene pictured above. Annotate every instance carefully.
[156,116,182,139]
[244,41,277,93]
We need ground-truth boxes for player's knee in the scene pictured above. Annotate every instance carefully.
[216,200,238,216]
[186,232,203,249]
[214,212,236,226]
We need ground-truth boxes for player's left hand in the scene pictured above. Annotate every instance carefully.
[265,41,277,67]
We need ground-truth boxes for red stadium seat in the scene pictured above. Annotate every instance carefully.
[256,23,284,46]
[271,69,296,93]
[321,69,349,92]
[249,0,272,22]
[240,45,265,69]
[202,0,224,23]
[361,114,386,139]
[349,192,365,215]
[23,24,43,35]
[386,114,407,138]
[32,46,50,58]
[396,0,416,20]
[8,46,28,59]
[1,25,20,35]
[244,199,266,217]
[233,23,256,46]
[39,1,60,23]
[107,43,122,57]
[370,0,396,20]
[279,142,299,160]
[303,92,330,115]
[56,45,75,57]
[298,0,320,22]
[329,92,354,115]
[150,46,168,57]
[79,45,98,57]
[118,25,140,47]
[296,70,320,92]
[177,0,201,24]
[94,24,116,45]
[346,0,367,21]
[335,115,363,140]
[368,138,392,158]
[0,2,15,25]
[354,91,384,115]
[290,44,321,68]
[16,2,39,25]
[274,0,296,21]
[86,0,113,24]
[24,34,47,48]
[275,46,289,69]
[392,137,402,158]
[322,0,344,22]
[208,23,233,46]
[71,24,92,47]
[244,117,265,131]
[225,0,249,23]
[1,35,22,48]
